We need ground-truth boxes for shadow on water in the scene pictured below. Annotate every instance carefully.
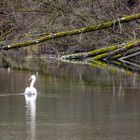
[3,57,140,75]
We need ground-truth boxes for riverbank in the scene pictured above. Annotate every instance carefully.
[0,0,140,56]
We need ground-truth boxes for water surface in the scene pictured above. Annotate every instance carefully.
[0,63,140,140]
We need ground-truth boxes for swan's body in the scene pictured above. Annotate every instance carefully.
[24,75,37,101]
[25,87,37,95]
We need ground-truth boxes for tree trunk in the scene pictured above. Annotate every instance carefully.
[60,39,140,61]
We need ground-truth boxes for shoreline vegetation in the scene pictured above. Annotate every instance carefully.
[0,0,140,71]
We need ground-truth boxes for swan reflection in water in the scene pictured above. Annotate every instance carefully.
[24,75,37,140]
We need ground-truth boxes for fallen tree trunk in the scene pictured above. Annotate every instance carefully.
[106,42,140,60]
[60,39,140,61]
[60,45,120,60]
[92,39,140,60]
[1,12,140,50]
[119,50,140,60]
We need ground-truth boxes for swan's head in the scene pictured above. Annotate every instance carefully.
[29,75,36,81]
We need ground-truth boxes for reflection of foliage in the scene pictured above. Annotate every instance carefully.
[1,57,139,96]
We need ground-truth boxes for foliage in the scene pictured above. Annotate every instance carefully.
[0,0,140,56]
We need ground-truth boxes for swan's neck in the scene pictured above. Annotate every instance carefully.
[30,78,36,87]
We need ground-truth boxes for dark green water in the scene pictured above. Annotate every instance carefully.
[0,62,140,140]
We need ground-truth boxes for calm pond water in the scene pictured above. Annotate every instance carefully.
[0,61,140,140]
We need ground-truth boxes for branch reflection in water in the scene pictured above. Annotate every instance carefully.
[25,93,37,140]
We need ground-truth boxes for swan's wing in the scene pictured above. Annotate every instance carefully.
[25,87,30,94]
[24,87,37,102]
[25,87,37,94]
[33,88,37,94]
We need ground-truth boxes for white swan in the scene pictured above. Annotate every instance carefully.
[24,75,37,140]
[24,75,37,101]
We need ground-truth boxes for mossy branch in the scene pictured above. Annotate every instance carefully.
[60,39,140,61]
[92,39,140,60]
[1,12,140,50]
[105,40,140,60]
